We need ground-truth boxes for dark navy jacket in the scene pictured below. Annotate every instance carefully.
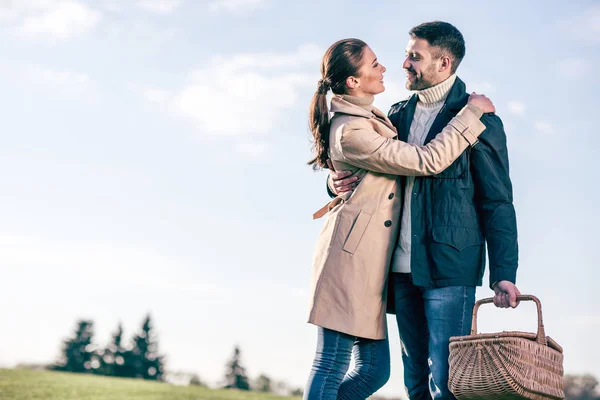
[386,77,519,291]
[326,77,519,313]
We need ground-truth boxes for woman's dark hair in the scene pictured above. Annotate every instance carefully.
[308,38,367,170]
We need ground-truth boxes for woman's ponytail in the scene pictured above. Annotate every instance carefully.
[307,38,367,170]
[307,78,332,170]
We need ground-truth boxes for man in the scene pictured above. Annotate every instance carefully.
[327,21,520,399]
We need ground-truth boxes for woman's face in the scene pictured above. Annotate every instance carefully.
[349,46,386,97]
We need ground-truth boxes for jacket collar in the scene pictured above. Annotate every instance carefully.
[405,76,469,113]
[443,76,469,113]
[330,95,397,135]
[330,95,373,118]
[396,77,470,144]
[397,95,418,142]
[422,77,469,144]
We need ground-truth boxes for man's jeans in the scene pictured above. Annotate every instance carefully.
[391,273,475,400]
[303,327,390,400]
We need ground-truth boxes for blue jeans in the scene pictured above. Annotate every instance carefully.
[304,327,390,400]
[391,273,475,400]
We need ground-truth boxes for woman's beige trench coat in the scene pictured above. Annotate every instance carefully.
[308,95,486,339]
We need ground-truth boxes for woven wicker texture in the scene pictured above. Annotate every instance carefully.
[448,295,564,400]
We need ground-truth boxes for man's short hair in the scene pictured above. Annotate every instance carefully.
[409,21,466,74]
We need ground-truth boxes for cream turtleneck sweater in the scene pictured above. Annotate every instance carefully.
[391,74,457,273]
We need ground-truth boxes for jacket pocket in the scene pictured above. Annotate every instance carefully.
[431,151,468,179]
[342,209,373,254]
[431,226,484,251]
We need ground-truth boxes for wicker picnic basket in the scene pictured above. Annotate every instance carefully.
[448,295,564,400]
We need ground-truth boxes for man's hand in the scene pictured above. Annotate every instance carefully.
[326,160,359,194]
[492,281,521,308]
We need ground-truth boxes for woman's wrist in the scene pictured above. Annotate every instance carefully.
[465,102,484,119]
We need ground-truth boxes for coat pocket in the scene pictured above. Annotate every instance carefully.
[431,151,469,179]
[432,226,484,251]
[342,209,373,254]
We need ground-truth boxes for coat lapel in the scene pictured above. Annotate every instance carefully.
[331,96,398,138]
[372,107,398,135]
[424,78,469,145]
[398,95,418,143]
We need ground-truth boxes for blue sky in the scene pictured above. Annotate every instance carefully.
[0,0,598,397]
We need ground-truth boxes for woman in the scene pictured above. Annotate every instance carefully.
[304,38,494,400]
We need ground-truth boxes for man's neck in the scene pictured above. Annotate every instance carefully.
[415,74,456,104]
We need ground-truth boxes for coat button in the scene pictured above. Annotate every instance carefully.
[388,193,394,200]
[384,220,392,227]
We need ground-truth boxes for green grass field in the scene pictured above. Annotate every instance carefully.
[0,369,302,400]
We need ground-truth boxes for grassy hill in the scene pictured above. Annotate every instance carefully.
[0,369,302,400]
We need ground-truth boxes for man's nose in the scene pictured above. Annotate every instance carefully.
[402,57,411,70]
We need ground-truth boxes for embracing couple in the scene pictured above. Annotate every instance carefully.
[303,21,521,400]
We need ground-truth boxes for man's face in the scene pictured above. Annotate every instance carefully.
[403,37,444,90]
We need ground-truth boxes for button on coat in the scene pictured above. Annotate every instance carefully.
[308,95,487,340]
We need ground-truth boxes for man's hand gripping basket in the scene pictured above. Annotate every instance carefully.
[448,295,564,400]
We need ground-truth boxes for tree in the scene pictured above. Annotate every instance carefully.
[223,346,250,390]
[53,319,96,373]
[189,374,206,387]
[254,373,273,392]
[128,314,165,381]
[97,322,129,377]
[565,374,600,400]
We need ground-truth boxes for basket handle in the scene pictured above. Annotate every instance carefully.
[470,294,547,346]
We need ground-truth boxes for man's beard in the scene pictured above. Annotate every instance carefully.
[405,63,438,91]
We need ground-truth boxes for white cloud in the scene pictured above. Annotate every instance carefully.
[235,141,271,158]
[563,4,600,44]
[27,64,92,92]
[0,7,19,21]
[209,0,268,14]
[106,19,177,47]
[508,101,526,115]
[0,61,94,95]
[0,0,55,15]
[534,121,554,136]
[558,58,590,80]
[0,0,101,41]
[143,87,170,104]
[103,2,123,13]
[0,233,227,296]
[139,44,322,136]
[136,0,181,14]
[127,82,170,104]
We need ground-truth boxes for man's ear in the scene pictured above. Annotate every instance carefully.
[346,76,360,90]
[439,55,452,73]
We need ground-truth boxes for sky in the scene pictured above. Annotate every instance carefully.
[0,0,598,398]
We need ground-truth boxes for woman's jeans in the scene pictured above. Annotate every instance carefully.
[391,273,476,400]
[303,327,390,400]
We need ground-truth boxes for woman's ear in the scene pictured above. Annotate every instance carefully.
[346,76,360,90]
